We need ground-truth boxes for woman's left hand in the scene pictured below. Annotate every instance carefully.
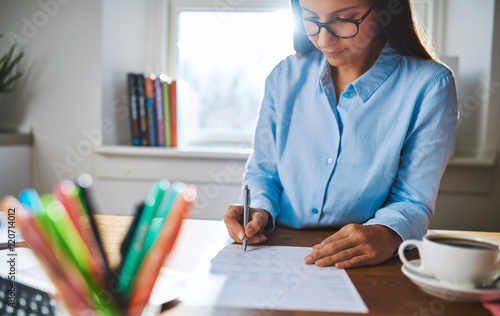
[304,224,402,269]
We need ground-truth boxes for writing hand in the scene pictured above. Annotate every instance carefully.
[223,204,269,244]
[304,224,402,269]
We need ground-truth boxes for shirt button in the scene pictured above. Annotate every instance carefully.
[327,157,333,165]
[343,92,352,99]
[312,208,319,214]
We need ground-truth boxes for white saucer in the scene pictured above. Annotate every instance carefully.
[401,259,500,303]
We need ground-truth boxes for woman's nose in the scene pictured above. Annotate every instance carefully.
[316,27,339,49]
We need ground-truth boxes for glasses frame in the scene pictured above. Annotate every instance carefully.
[301,5,375,39]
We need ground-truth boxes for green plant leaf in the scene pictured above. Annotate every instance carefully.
[2,51,23,79]
[0,71,22,91]
[0,49,23,86]
[0,36,24,94]
[0,46,15,75]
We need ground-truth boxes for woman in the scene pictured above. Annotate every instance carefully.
[223,0,457,269]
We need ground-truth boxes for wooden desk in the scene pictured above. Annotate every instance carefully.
[96,215,499,316]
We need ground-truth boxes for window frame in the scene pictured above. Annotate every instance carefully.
[165,0,292,146]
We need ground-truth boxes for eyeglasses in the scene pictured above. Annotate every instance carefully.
[301,6,374,38]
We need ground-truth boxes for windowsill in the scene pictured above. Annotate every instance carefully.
[95,145,252,160]
[439,148,497,194]
[448,148,497,168]
[0,128,33,146]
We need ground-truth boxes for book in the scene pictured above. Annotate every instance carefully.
[169,80,177,147]
[144,75,157,147]
[136,75,149,146]
[161,76,172,147]
[127,74,141,146]
[154,77,165,147]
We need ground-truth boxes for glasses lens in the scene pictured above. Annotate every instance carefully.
[330,22,358,38]
[302,20,320,36]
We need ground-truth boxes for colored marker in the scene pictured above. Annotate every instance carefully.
[118,179,170,296]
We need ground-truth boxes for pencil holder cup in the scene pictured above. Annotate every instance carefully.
[3,176,197,316]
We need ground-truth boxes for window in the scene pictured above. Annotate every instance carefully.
[168,1,294,147]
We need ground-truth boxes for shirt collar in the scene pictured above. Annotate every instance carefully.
[317,43,402,103]
[317,51,330,93]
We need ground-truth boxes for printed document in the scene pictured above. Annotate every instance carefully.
[181,244,368,313]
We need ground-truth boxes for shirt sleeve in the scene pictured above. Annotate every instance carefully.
[242,62,285,235]
[364,72,458,241]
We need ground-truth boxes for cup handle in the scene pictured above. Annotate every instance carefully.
[398,239,430,275]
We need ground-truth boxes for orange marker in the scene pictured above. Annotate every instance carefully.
[128,186,196,315]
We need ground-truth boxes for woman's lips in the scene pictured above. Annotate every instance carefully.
[323,49,346,57]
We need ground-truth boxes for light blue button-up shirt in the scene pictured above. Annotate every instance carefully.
[244,44,458,241]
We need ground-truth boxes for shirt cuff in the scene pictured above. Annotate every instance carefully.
[251,203,276,235]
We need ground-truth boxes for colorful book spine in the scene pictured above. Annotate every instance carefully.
[169,80,177,147]
[136,75,149,146]
[144,75,157,147]
[161,77,172,147]
[127,73,177,147]
[154,77,165,147]
[127,74,141,146]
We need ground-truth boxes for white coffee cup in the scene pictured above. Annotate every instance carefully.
[399,233,500,288]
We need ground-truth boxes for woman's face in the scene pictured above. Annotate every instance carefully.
[298,0,380,69]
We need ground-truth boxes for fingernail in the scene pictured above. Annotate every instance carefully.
[305,256,313,264]
[247,229,254,237]
[316,259,324,266]
[260,235,266,242]
[336,263,343,269]
[238,233,244,240]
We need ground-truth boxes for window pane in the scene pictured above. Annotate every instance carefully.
[177,10,295,146]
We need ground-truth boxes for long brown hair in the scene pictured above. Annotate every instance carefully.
[291,0,435,60]
[373,0,435,59]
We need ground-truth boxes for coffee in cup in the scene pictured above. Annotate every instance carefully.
[398,233,500,288]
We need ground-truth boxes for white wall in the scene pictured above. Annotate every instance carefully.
[440,0,495,151]
[429,0,500,232]
[0,0,101,194]
[485,0,500,151]
[101,0,149,146]
[0,146,30,197]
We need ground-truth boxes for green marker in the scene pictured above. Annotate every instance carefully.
[142,182,186,257]
[41,195,93,278]
[118,179,170,296]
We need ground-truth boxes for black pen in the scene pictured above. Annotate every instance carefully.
[75,174,112,275]
[243,185,250,252]
[119,201,144,272]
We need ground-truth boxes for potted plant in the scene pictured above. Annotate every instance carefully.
[0,33,24,93]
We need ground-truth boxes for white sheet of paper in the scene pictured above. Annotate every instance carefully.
[0,248,55,294]
[181,244,368,313]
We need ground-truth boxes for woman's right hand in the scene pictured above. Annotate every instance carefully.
[223,204,269,244]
